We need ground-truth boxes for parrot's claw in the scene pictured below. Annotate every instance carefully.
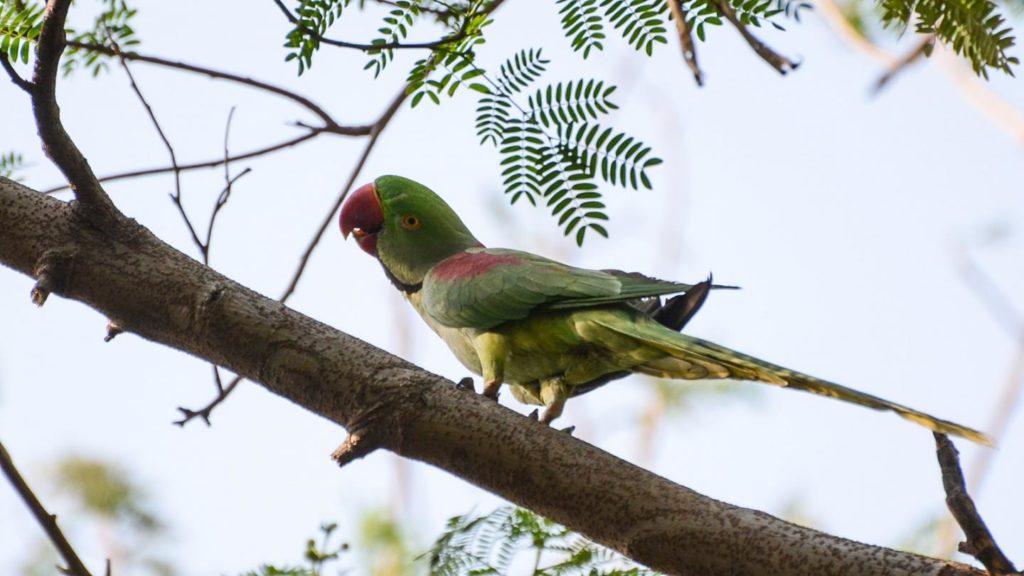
[455,377,475,391]
[560,425,576,435]
[527,409,539,420]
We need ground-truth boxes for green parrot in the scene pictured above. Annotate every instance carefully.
[339,175,991,445]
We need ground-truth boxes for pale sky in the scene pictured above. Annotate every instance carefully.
[1,0,1022,574]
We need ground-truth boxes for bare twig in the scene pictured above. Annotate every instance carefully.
[667,0,703,85]
[201,108,249,265]
[175,372,244,426]
[955,242,1023,341]
[0,441,94,576]
[175,86,408,426]
[936,244,1024,557]
[66,42,365,134]
[874,35,934,94]
[31,0,120,228]
[108,36,204,256]
[1,51,33,92]
[174,111,253,418]
[933,433,1018,574]
[716,0,797,74]
[42,131,322,194]
[278,87,408,302]
[813,0,1024,146]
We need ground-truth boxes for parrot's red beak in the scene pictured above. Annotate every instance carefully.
[340,182,384,256]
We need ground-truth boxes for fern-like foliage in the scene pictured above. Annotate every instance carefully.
[424,506,661,575]
[601,0,669,55]
[476,48,661,245]
[555,0,668,57]
[284,0,351,75]
[681,0,796,40]
[880,0,1018,77]
[63,0,140,76]
[365,0,422,78]
[0,1,43,65]
[0,151,25,180]
[557,0,606,58]
[406,1,492,106]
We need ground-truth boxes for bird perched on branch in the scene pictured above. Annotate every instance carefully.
[339,175,991,445]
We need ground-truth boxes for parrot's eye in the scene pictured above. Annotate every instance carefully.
[400,214,421,230]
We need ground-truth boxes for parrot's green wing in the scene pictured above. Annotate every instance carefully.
[421,248,695,329]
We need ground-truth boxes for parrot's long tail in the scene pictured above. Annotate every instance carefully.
[593,316,994,446]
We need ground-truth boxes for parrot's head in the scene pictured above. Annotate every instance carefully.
[340,175,481,289]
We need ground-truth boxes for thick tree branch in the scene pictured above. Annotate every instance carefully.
[0,440,95,576]
[30,0,120,228]
[0,175,995,576]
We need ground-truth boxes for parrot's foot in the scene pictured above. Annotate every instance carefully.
[527,409,539,420]
[539,400,565,425]
[455,377,475,391]
[482,378,503,400]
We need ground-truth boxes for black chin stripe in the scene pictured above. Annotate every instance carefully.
[380,261,422,294]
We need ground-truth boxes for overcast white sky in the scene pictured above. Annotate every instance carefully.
[2,0,1023,574]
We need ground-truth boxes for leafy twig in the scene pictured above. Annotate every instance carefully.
[667,0,703,85]
[271,0,472,51]
[0,440,95,576]
[716,0,797,74]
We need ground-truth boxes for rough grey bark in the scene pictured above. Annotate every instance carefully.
[0,175,988,576]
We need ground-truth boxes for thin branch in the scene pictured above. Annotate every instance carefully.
[175,373,244,426]
[936,244,1024,557]
[278,88,408,303]
[933,433,1018,574]
[715,0,797,74]
[955,242,1023,340]
[873,35,934,94]
[202,109,249,265]
[175,86,407,426]
[666,0,703,86]
[812,0,1024,146]
[108,36,204,256]
[0,440,94,576]
[0,51,33,92]
[31,0,120,227]
[271,0,471,51]
[42,130,322,194]
[66,41,366,134]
